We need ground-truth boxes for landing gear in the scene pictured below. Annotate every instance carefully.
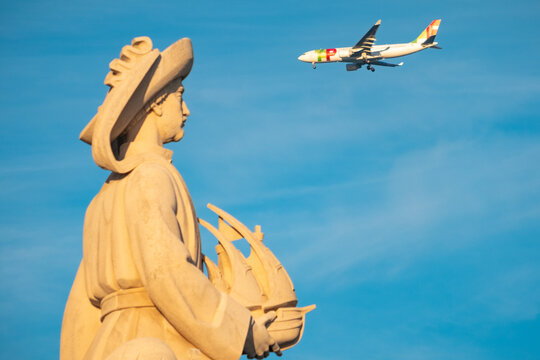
[366,65,375,72]
[312,62,316,69]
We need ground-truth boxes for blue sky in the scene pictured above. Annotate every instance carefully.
[1,0,539,359]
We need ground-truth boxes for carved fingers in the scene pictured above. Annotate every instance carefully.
[244,313,281,359]
[271,340,282,357]
[259,311,277,326]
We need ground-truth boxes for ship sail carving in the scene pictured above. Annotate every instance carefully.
[199,217,266,310]
[199,203,315,350]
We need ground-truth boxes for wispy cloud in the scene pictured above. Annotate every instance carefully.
[474,263,540,322]
[276,136,539,278]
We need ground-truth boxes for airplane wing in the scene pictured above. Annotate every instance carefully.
[371,60,404,67]
[351,19,381,55]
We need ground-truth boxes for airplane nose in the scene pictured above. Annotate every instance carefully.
[298,54,307,62]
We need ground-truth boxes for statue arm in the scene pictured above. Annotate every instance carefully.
[125,163,251,360]
[60,261,101,360]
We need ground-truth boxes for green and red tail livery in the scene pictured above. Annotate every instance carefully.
[412,19,441,44]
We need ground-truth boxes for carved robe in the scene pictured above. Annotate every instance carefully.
[63,147,251,360]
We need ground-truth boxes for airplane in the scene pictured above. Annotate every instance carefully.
[298,19,442,71]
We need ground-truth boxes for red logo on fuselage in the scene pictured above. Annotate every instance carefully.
[326,48,337,61]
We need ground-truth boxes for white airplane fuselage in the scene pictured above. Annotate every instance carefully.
[298,42,434,64]
[298,19,442,71]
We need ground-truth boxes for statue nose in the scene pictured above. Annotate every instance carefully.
[182,100,190,117]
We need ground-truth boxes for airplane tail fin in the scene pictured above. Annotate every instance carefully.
[412,19,441,45]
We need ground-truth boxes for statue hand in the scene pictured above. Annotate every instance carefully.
[243,311,281,359]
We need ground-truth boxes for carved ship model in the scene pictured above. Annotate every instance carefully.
[199,204,315,350]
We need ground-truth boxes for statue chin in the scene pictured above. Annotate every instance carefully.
[171,130,184,142]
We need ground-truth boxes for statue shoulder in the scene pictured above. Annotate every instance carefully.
[125,161,177,196]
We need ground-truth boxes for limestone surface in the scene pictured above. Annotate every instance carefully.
[60,36,313,360]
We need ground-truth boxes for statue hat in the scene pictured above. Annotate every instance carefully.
[80,36,193,173]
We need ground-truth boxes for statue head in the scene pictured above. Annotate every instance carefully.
[139,80,190,145]
[80,36,194,173]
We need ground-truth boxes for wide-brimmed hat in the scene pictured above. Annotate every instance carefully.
[80,36,193,173]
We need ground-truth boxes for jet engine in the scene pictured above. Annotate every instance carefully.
[338,48,353,58]
[346,63,361,71]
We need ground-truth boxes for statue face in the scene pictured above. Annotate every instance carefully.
[156,82,190,143]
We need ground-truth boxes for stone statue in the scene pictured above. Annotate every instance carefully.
[60,36,313,360]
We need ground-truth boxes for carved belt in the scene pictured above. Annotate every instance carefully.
[100,287,155,321]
